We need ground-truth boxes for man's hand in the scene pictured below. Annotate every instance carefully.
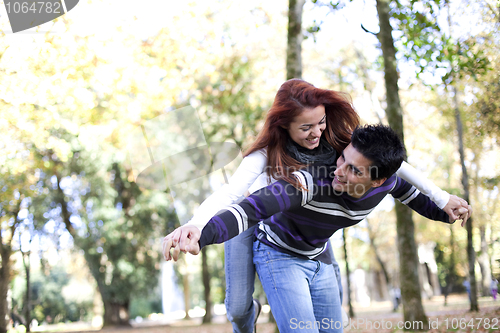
[443,195,472,227]
[162,225,201,261]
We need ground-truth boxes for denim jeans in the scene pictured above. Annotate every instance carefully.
[253,240,343,333]
[224,225,258,333]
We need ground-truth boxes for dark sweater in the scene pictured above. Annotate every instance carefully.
[199,165,450,263]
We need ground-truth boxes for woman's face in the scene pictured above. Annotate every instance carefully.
[286,105,326,150]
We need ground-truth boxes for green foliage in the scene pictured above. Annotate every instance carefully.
[11,264,93,324]
[193,54,267,149]
[129,291,162,319]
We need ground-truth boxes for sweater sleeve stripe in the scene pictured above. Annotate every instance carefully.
[292,170,314,205]
[399,188,420,205]
[227,205,247,234]
[307,200,374,217]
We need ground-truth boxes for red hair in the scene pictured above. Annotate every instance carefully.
[244,79,360,188]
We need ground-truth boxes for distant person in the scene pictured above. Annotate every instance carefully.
[491,277,498,301]
[391,287,401,312]
[463,279,471,303]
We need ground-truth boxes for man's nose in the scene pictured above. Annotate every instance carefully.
[334,164,344,177]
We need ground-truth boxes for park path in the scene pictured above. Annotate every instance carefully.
[34,294,500,333]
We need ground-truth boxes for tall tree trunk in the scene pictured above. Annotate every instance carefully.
[478,226,492,296]
[343,230,354,318]
[280,2,305,332]
[201,248,212,323]
[0,242,12,333]
[376,0,428,329]
[0,204,21,333]
[21,249,31,332]
[55,175,132,327]
[366,221,391,288]
[366,220,394,309]
[286,0,305,80]
[444,226,457,306]
[101,300,130,327]
[452,87,479,311]
[183,272,191,319]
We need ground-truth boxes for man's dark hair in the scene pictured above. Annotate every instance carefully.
[351,124,406,180]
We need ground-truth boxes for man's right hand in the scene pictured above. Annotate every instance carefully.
[162,225,201,261]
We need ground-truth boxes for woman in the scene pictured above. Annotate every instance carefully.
[163,79,466,333]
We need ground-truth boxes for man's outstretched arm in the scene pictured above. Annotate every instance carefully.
[163,178,305,260]
[392,177,472,225]
[199,179,304,248]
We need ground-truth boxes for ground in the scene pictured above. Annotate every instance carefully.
[17,294,500,333]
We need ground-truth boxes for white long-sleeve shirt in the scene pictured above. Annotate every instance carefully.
[186,149,450,230]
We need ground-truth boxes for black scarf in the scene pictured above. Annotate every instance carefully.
[286,137,337,166]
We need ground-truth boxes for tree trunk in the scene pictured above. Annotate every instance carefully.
[367,220,395,309]
[342,230,354,318]
[101,300,130,327]
[0,243,12,333]
[444,226,457,306]
[21,249,31,332]
[478,226,492,296]
[376,0,428,329]
[452,87,479,311]
[286,0,305,80]
[367,221,391,288]
[201,247,212,324]
[55,174,133,327]
[183,272,191,319]
[0,204,21,333]
[280,2,305,332]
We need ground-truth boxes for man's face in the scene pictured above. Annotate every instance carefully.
[332,144,385,198]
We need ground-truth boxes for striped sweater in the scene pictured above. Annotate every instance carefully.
[199,165,450,263]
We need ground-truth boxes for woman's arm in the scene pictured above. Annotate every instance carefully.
[396,161,449,208]
[396,161,470,221]
[187,149,269,230]
[162,149,269,258]
[199,178,305,248]
[164,177,306,260]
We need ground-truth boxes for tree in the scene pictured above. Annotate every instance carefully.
[287,0,306,79]
[0,100,48,333]
[342,230,354,318]
[375,0,429,328]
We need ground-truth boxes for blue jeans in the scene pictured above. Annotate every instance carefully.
[253,240,343,333]
[224,225,257,333]
[224,226,344,333]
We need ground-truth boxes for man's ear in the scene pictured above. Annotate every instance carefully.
[371,178,387,188]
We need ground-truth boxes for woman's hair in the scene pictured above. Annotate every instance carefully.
[245,78,360,187]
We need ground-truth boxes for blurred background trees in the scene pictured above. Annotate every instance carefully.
[1,0,499,332]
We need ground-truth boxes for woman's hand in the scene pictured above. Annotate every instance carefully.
[162,225,201,261]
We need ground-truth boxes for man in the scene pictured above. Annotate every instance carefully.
[164,124,472,333]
